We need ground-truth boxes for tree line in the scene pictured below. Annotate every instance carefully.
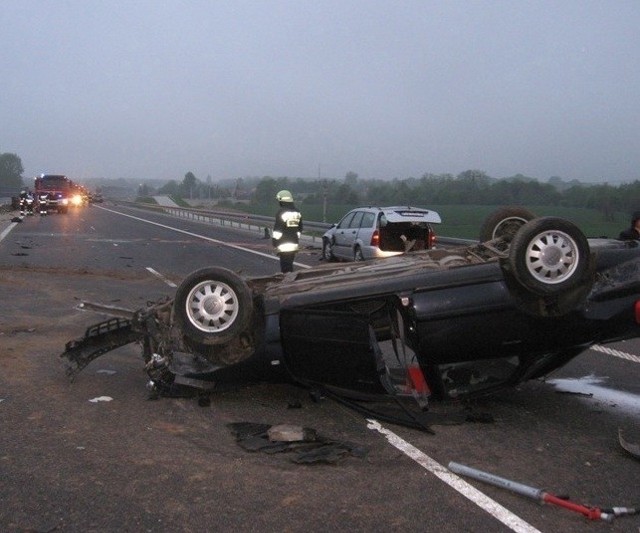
[145,167,640,217]
[248,170,640,220]
[2,150,639,218]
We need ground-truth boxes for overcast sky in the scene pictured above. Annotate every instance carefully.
[2,1,639,184]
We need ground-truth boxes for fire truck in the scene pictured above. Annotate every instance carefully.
[34,174,75,213]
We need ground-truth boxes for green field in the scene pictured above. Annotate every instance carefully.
[222,201,628,240]
[420,205,626,240]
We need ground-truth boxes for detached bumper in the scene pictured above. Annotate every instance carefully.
[61,317,142,377]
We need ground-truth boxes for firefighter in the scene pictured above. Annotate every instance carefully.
[19,189,34,215]
[272,190,303,273]
[37,191,49,215]
[19,189,28,215]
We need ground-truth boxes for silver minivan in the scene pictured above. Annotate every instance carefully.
[321,206,441,261]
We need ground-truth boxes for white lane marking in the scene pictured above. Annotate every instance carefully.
[591,344,640,364]
[367,420,541,533]
[0,221,19,242]
[146,267,178,287]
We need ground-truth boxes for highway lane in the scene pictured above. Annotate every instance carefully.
[0,203,289,281]
[1,204,639,532]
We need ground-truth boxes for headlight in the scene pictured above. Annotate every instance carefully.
[72,195,82,206]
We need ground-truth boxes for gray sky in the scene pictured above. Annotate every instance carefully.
[2,0,639,183]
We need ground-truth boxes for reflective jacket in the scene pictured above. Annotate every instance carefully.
[272,204,303,253]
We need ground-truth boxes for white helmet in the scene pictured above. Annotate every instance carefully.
[276,190,293,202]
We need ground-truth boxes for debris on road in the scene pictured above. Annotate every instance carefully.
[267,424,316,442]
[88,396,113,403]
[228,422,368,464]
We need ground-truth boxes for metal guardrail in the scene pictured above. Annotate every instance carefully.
[117,201,328,246]
[117,200,474,248]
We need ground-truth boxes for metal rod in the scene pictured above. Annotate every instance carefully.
[448,461,614,522]
[448,462,542,500]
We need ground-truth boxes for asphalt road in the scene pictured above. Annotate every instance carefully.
[0,204,639,532]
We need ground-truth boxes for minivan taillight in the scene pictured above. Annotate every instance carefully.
[635,300,640,324]
[428,228,436,249]
[370,229,380,247]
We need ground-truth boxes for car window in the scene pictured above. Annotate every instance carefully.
[337,212,356,229]
[361,212,376,228]
[349,211,364,229]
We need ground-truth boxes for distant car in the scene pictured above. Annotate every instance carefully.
[322,206,442,262]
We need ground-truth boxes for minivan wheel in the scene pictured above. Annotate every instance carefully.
[354,247,365,261]
[479,207,537,242]
[508,217,590,295]
[174,267,253,345]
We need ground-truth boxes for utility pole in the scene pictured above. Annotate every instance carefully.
[318,164,329,223]
[322,179,328,223]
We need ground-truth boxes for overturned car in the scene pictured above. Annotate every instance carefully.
[62,208,640,406]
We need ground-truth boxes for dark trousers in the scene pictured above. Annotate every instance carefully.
[279,252,296,273]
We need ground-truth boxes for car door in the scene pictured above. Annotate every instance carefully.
[333,211,362,261]
[332,211,356,259]
[343,211,365,260]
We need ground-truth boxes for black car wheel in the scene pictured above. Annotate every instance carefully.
[479,207,537,242]
[174,267,253,345]
[322,238,335,261]
[354,246,365,262]
[508,217,590,295]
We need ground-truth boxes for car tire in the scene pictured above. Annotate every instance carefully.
[322,238,335,261]
[508,217,590,295]
[173,267,253,345]
[479,207,537,242]
[354,246,365,262]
